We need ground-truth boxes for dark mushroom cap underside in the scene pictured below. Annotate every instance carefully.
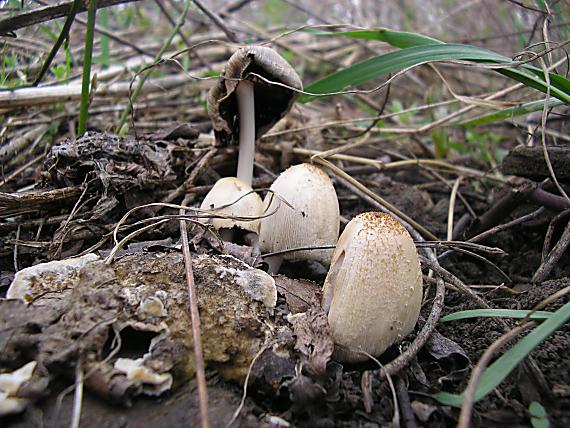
[207,46,303,146]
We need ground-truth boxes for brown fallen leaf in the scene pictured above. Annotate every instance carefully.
[147,123,200,141]
[292,306,333,377]
[274,275,321,314]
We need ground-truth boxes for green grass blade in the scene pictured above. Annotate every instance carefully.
[440,309,554,323]
[77,0,97,136]
[301,29,570,105]
[98,8,110,69]
[436,299,570,407]
[309,28,443,48]
[459,98,564,127]
[115,0,191,133]
[314,28,570,94]
[523,65,570,94]
[32,0,81,86]
[496,67,570,104]
[301,44,511,103]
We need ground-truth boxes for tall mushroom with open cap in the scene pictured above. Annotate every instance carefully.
[207,45,303,186]
[259,163,340,273]
[322,212,423,363]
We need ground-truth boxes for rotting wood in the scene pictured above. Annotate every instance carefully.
[0,187,83,217]
[502,145,570,180]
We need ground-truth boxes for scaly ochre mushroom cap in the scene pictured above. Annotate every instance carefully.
[259,163,339,266]
[207,45,303,145]
[322,212,422,363]
[200,177,263,233]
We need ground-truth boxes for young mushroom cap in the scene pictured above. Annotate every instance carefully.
[200,177,263,234]
[207,45,303,146]
[259,163,340,269]
[322,212,422,363]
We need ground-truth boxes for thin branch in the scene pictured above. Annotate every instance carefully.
[69,359,84,428]
[32,0,81,86]
[533,219,570,283]
[180,195,210,428]
[396,377,418,428]
[360,351,400,427]
[192,0,239,43]
[0,0,139,34]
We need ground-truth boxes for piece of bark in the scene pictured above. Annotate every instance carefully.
[501,145,570,180]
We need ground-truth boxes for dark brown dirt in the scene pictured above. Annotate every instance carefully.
[1,133,569,427]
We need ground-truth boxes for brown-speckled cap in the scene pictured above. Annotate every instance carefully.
[207,46,303,146]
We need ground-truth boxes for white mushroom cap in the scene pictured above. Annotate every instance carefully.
[0,361,37,395]
[0,361,37,416]
[259,163,340,266]
[114,358,173,396]
[200,177,263,234]
[322,212,422,363]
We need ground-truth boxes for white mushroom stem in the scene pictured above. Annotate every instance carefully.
[236,80,255,186]
[263,255,284,275]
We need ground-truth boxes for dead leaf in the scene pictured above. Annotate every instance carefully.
[274,275,321,314]
[293,307,333,377]
[147,123,199,141]
[425,330,470,370]
[424,330,470,386]
[411,401,437,423]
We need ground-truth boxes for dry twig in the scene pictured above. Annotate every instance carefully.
[180,194,210,428]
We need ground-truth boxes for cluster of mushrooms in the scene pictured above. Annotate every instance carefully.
[201,46,423,363]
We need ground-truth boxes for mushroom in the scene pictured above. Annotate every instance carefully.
[0,361,38,416]
[321,212,422,363]
[259,163,340,274]
[114,358,173,396]
[199,176,263,242]
[207,45,303,186]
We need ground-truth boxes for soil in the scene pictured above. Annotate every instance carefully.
[1,132,569,428]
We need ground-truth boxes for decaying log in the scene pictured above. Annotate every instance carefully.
[502,145,570,181]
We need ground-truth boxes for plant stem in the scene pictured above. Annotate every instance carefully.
[32,0,81,86]
[236,80,255,186]
[115,0,191,134]
[180,196,210,428]
[99,8,110,69]
[77,0,97,137]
